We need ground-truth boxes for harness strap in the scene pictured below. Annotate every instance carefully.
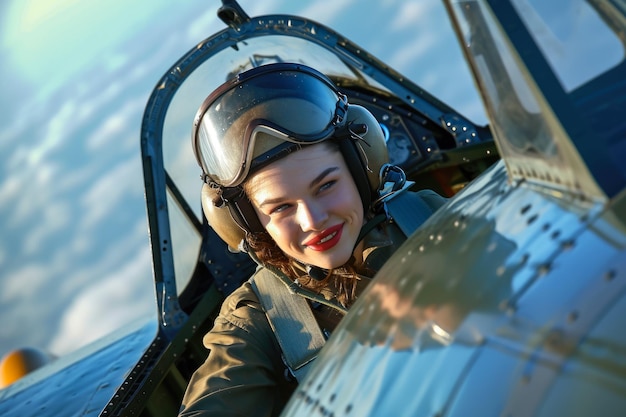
[384,189,446,236]
[250,268,326,381]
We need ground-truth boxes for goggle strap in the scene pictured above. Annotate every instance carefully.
[333,93,349,125]
[221,186,265,234]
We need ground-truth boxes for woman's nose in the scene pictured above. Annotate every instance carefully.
[297,200,328,231]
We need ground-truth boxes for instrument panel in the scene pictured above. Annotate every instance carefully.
[349,93,455,175]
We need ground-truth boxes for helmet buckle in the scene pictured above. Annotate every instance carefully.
[377,164,407,197]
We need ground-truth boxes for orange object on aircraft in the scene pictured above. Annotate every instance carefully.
[0,347,51,388]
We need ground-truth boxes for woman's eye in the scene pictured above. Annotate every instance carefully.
[319,180,336,193]
[270,203,291,214]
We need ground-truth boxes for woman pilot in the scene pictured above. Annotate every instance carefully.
[179,63,444,417]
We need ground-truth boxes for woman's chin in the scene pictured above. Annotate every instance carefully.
[309,253,353,271]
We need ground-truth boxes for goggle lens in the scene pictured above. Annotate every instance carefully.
[193,65,347,187]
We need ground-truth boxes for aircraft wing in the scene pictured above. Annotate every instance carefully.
[0,319,156,416]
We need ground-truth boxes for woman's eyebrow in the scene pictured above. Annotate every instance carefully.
[310,167,339,188]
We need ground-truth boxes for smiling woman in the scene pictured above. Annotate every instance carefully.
[179,61,449,417]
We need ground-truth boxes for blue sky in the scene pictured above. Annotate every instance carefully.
[0,0,484,358]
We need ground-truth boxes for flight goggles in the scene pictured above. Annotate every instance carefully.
[192,63,349,188]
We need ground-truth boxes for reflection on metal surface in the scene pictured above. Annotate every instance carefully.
[283,159,626,416]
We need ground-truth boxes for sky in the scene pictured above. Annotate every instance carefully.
[0,0,485,359]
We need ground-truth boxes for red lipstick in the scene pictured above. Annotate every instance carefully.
[303,224,343,251]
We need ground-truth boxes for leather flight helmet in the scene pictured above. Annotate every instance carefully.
[192,63,389,251]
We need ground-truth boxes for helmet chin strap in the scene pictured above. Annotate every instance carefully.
[215,185,266,233]
[305,265,329,281]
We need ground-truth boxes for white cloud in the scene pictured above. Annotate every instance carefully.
[48,243,155,355]
[72,81,124,126]
[79,155,143,230]
[85,97,143,152]
[70,233,92,257]
[22,200,72,255]
[239,0,283,17]
[385,0,444,74]
[2,160,61,229]
[389,1,436,31]
[0,175,21,211]
[185,9,220,44]
[55,215,150,302]
[388,30,438,73]
[1,263,52,303]
[296,0,355,22]
[29,99,79,166]
[85,87,146,153]
[0,106,30,151]
[0,211,152,354]
[53,163,98,195]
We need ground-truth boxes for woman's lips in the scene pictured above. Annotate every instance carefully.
[303,223,344,251]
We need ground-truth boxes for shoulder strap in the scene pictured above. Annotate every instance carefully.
[250,268,326,382]
[384,188,447,236]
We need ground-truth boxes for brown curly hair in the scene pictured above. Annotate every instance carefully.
[245,230,368,307]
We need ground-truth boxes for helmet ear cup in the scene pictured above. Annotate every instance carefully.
[202,184,246,251]
[344,104,389,196]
